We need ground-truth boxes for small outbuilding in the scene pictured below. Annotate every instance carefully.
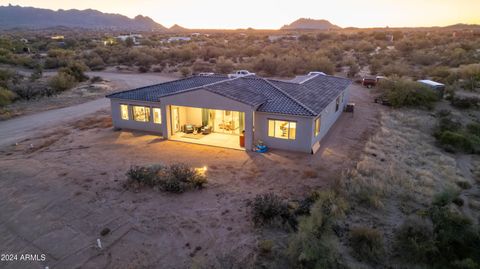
[417,80,445,98]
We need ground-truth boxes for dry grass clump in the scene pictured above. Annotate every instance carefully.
[349,227,385,264]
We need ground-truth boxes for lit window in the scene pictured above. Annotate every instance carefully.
[335,96,340,112]
[314,117,321,136]
[132,106,151,122]
[268,120,296,140]
[120,104,129,120]
[153,108,161,124]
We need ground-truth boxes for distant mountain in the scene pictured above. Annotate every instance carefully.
[281,18,340,30]
[0,4,167,31]
[169,24,188,32]
[442,23,480,30]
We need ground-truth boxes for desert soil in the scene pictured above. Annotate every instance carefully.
[2,71,178,120]
[0,72,177,148]
[0,84,380,269]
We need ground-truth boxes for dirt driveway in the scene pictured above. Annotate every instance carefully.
[0,84,379,268]
[0,72,176,148]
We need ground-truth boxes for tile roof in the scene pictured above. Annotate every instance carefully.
[268,74,351,114]
[105,75,228,102]
[107,73,351,117]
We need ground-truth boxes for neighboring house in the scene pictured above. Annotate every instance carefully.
[165,36,191,43]
[116,34,143,45]
[106,72,351,153]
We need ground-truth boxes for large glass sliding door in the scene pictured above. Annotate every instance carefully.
[209,110,244,135]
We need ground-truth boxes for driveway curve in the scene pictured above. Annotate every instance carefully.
[0,72,176,148]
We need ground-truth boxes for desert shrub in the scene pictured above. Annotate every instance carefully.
[90,76,103,83]
[435,115,462,134]
[294,191,321,216]
[349,227,384,263]
[138,65,149,73]
[310,56,334,75]
[456,181,472,190]
[429,205,480,266]
[258,240,274,255]
[157,163,207,193]
[451,96,480,109]
[451,259,479,269]
[125,163,207,193]
[394,215,436,263]
[59,61,89,82]
[215,57,235,74]
[377,78,438,108]
[438,131,476,153]
[380,63,411,77]
[126,165,162,187]
[434,113,480,154]
[433,188,460,207]
[85,55,106,71]
[394,190,480,267]
[286,191,347,269]
[251,193,289,227]
[0,87,16,106]
[347,62,359,78]
[192,60,214,73]
[48,72,77,92]
[457,64,480,91]
[180,67,191,77]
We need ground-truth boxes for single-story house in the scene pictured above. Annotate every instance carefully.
[106,72,351,153]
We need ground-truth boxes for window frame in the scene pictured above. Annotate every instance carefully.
[120,104,129,120]
[267,119,297,140]
[132,105,151,122]
[153,108,161,124]
[314,117,321,137]
[335,96,340,112]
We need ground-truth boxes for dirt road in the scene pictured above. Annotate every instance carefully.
[0,72,175,148]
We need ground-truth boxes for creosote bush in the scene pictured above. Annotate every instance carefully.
[0,87,16,106]
[251,193,289,227]
[394,215,436,263]
[376,77,438,109]
[433,111,480,154]
[394,190,480,268]
[287,191,348,269]
[125,163,207,193]
[349,227,385,264]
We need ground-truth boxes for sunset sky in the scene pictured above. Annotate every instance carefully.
[1,0,479,29]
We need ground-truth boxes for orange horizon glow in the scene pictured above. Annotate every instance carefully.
[1,0,479,29]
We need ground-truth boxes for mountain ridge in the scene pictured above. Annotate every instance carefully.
[281,18,341,30]
[0,5,166,31]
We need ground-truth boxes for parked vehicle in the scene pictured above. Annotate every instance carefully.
[374,96,392,106]
[228,70,255,78]
[362,75,387,88]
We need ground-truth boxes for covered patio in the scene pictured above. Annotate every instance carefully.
[170,132,244,150]
[168,105,246,150]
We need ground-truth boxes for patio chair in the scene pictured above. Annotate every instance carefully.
[184,124,194,134]
[201,126,212,135]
